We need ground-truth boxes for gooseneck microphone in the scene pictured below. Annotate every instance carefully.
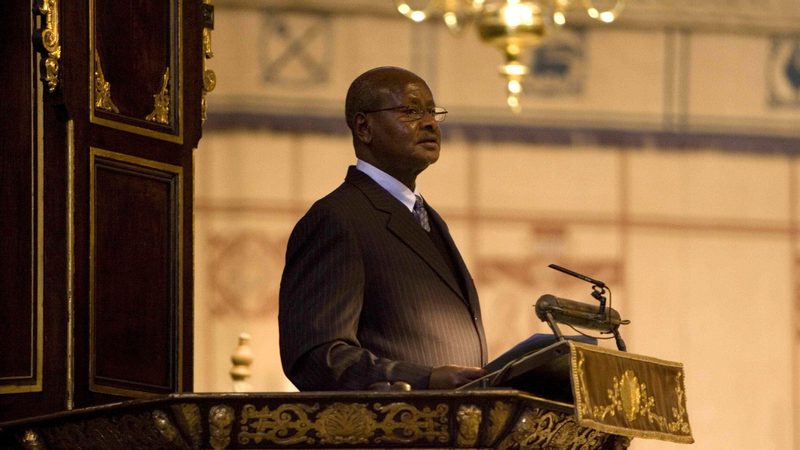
[548,263,606,288]
[540,264,629,351]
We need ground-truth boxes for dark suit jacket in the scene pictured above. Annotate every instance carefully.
[279,167,488,390]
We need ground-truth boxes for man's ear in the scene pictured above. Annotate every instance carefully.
[354,113,372,144]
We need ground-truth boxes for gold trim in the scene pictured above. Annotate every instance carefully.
[201,0,216,123]
[146,68,171,124]
[88,0,184,144]
[237,402,450,446]
[209,404,234,450]
[32,0,60,92]
[497,407,609,450]
[570,341,684,368]
[455,404,481,447]
[172,403,202,447]
[88,147,184,398]
[178,152,185,394]
[569,341,694,444]
[66,119,75,408]
[153,410,182,444]
[35,82,46,393]
[20,429,46,450]
[93,50,119,113]
[485,401,513,444]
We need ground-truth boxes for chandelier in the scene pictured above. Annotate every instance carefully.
[393,0,627,112]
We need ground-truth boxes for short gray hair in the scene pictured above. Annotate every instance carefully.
[344,66,424,131]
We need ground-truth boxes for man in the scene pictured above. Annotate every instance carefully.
[279,66,487,391]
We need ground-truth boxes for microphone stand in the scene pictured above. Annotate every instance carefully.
[546,264,628,351]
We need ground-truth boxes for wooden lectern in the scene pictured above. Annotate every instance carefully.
[0,340,692,449]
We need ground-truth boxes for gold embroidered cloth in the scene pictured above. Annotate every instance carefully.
[569,341,694,444]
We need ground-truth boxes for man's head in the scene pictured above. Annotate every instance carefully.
[345,66,443,189]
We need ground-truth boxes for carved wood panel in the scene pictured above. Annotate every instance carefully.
[0,0,42,398]
[89,148,184,397]
[90,0,183,142]
[1,0,207,421]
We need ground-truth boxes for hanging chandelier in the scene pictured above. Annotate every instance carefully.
[393,0,627,112]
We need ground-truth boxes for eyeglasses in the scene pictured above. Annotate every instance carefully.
[361,105,448,122]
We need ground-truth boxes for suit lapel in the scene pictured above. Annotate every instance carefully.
[426,206,481,314]
[346,168,467,303]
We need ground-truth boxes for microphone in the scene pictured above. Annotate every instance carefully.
[548,263,606,288]
[535,294,623,332]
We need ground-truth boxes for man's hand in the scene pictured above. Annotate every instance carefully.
[428,365,487,389]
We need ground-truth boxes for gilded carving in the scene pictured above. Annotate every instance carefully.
[146,68,171,124]
[486,400,513,444]
[36,413,182,448]
[19,429,45,450]
[202,69,217,123]
[609,435,633,449]
[238,403,319,445]
[209,404,235,449]
[497,408,558,450]
[94,50,119,113]
[32,0,61,92]
[549,418,608,449]
[152,410,180,444]
[455,404,481,447]
[316,403,376,445]
[171,403,202,447]
[237,401,449,446]
[201,0,216,123]
[497,407,611,450]
[371,402,449,444]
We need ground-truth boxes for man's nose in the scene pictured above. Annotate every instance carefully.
[419,110,438,128]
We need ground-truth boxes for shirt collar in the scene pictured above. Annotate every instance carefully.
[355,159,418,212]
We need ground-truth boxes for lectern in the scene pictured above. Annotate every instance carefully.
[0,341,692,449]
[0,282,693,449]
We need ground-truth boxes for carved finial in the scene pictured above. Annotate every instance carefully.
[230,332,253,392]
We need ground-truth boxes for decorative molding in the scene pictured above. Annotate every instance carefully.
[0,78,46,395]
[486,401,514,444]
[152,410,182,445]
[89,0,184,143]
[32,0,61,93]
[19,429,45,450]
[146,68,171,124]
[237,401,450,446]
[622,0,800,33]
[171,403,203,447]
[497,407,610,450]
[88,147,184,397]
[209,404,235,450]
[66,120,75,407]
[455,404,481,447]
[202,0,217,124]
[93,50,120,113]
[0,392,627,449]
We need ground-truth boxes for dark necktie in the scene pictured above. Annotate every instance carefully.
[413,195,431,232]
